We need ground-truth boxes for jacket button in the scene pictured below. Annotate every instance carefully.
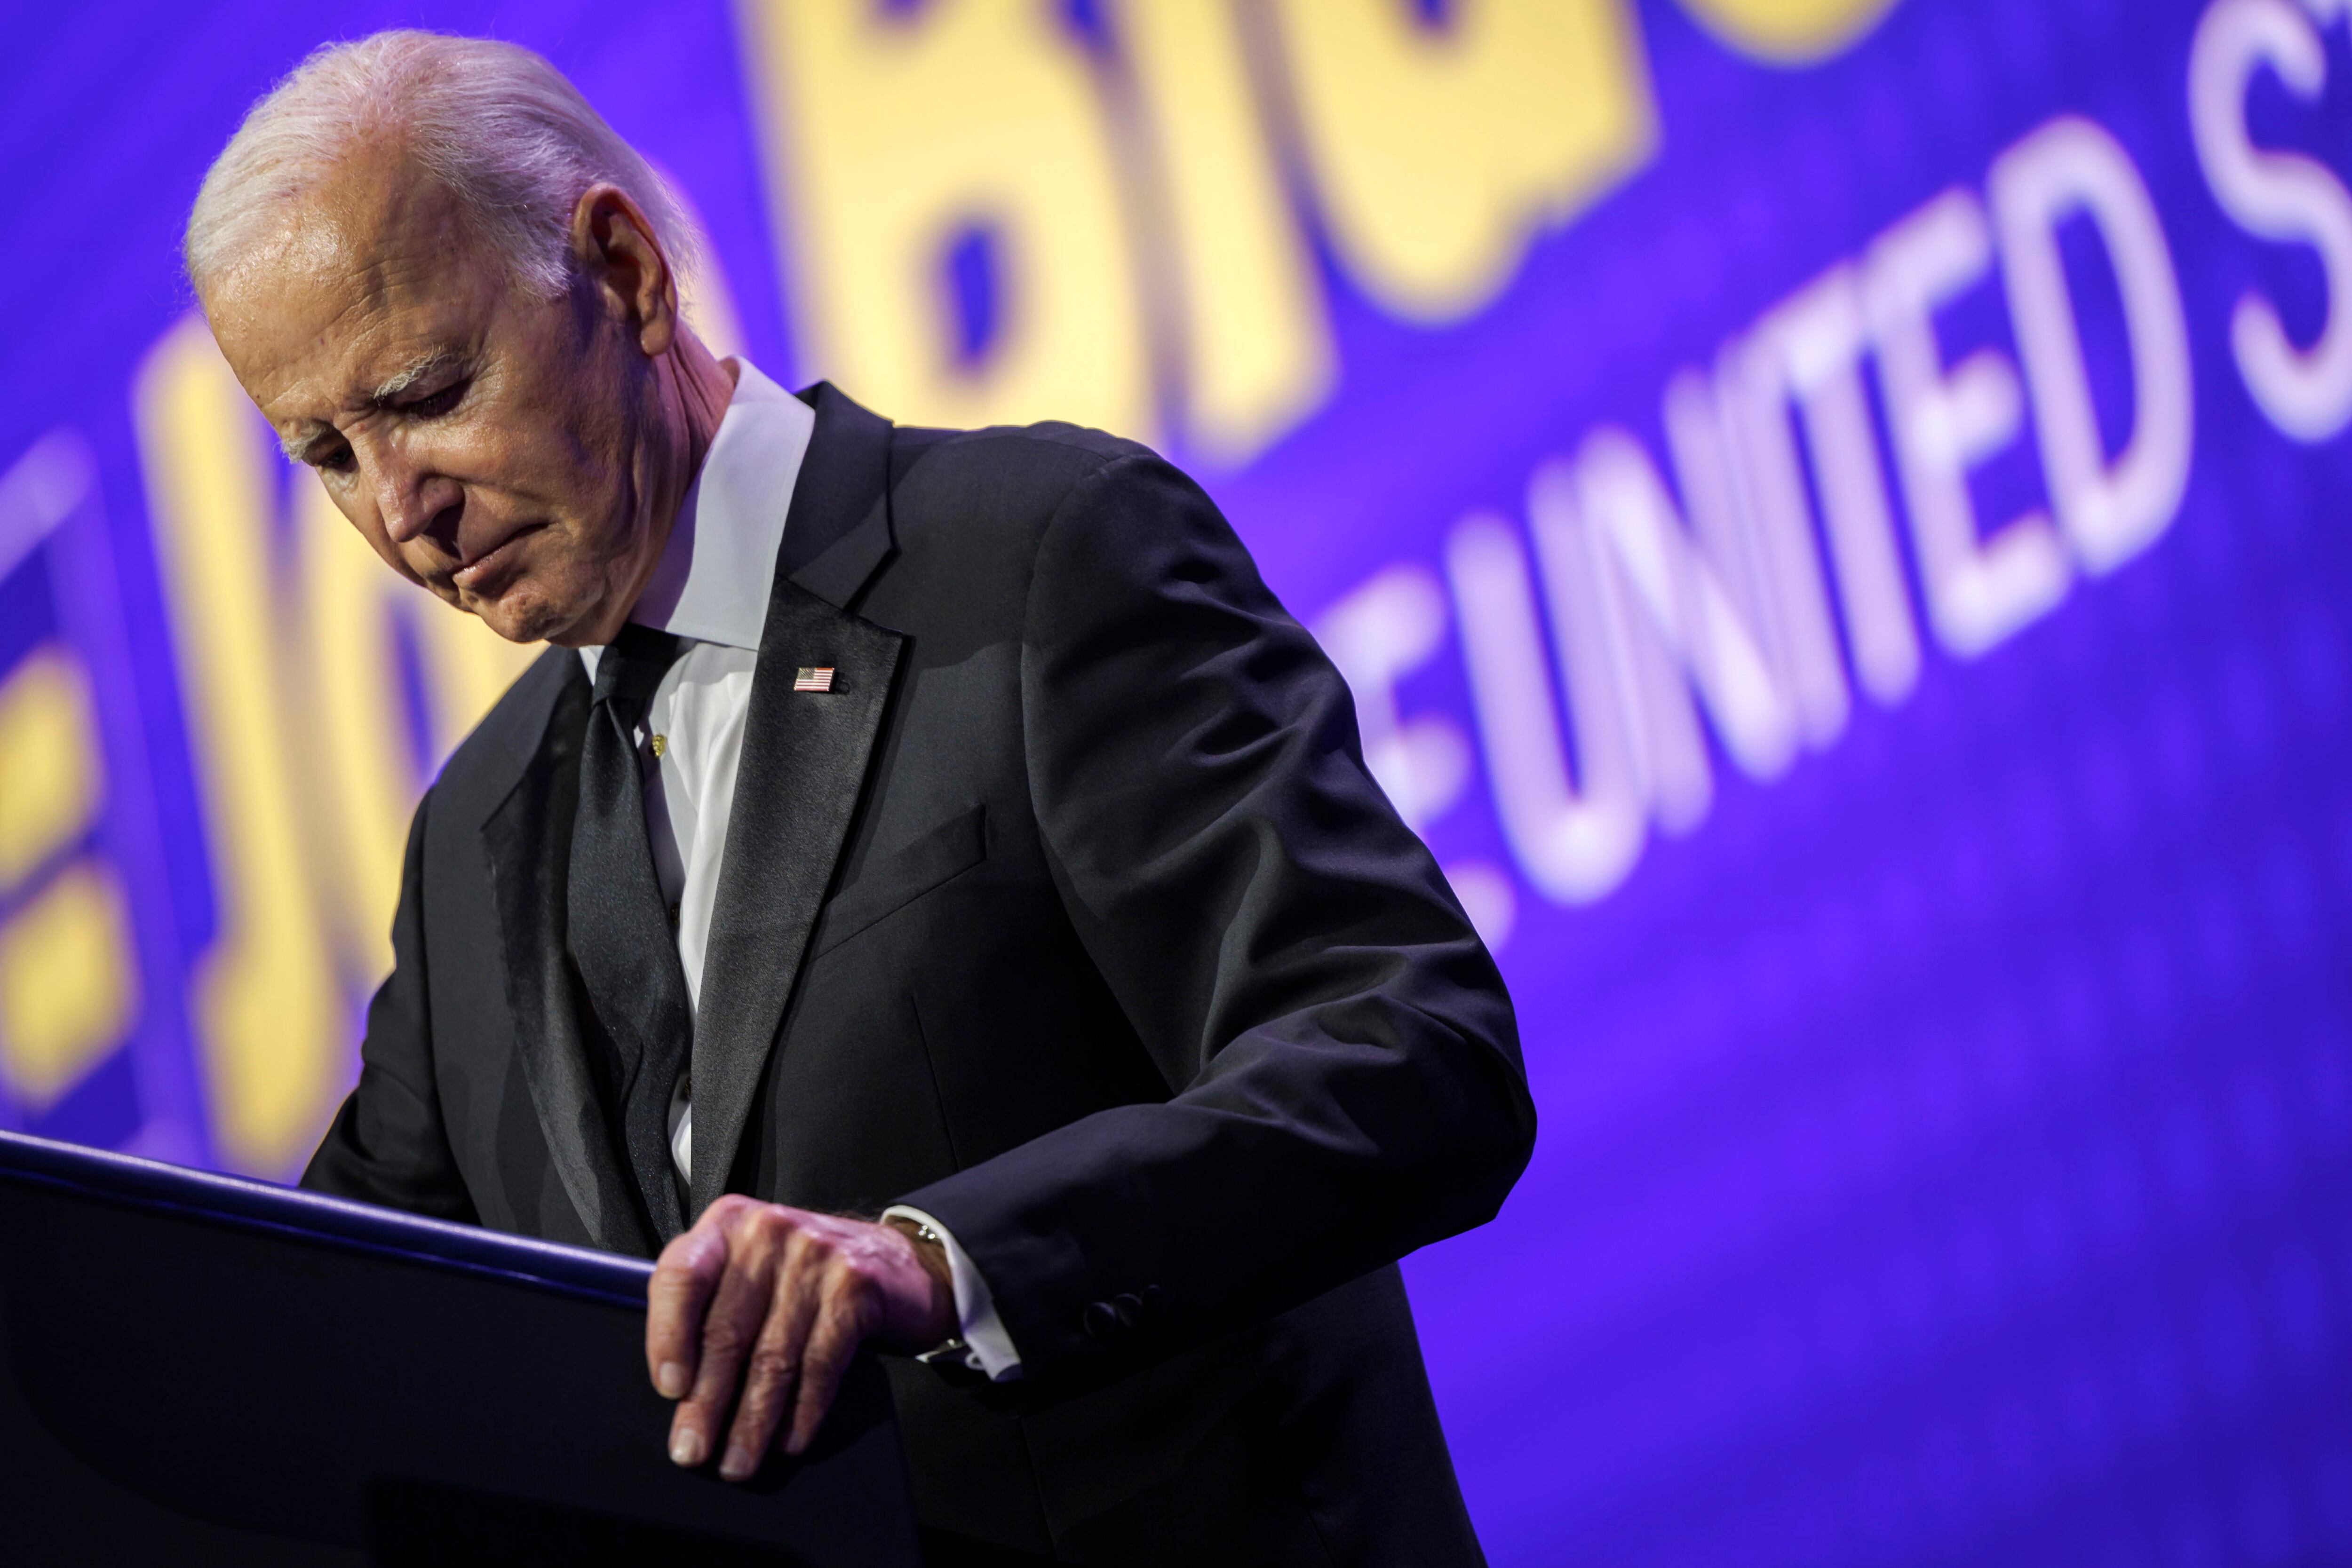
[1083,1300,1122,1342]
[1112,1292,1144,1331]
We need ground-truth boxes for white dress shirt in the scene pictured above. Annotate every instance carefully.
[579,359,1020,1380]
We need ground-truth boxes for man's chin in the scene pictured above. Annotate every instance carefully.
[462,581,571,646]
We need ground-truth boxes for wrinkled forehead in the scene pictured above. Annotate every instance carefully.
[201,148,510,407]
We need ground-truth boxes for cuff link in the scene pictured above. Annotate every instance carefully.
[892,1218,985,1376]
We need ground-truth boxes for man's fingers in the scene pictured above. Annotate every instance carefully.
[669,1222,782,1469]
[643,1204,907,1479]
[716,1246,826,1482]
[785,1275,880,1457]
[645,1204,737,1400]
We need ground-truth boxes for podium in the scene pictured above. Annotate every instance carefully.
[0,1129,922,1565]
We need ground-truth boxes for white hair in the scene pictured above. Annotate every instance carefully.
[184,30,695,298]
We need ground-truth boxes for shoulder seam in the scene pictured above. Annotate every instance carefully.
[930,423,1152,466]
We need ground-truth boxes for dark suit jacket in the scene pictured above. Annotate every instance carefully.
[304,384,1537,1565]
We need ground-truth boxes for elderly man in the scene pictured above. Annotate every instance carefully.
[188,30,1532,1566]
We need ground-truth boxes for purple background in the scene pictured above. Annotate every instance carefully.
[7,2,2351,1562]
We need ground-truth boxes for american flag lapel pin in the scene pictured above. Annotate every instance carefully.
[794,665,835,694]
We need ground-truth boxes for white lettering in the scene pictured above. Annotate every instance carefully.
[1704,349,1853,745]
[1573,428,1799,827]
[1353,108,2194,915]
[1744,267,1923,705]
[2190,0,2352,440]
[1990,115,2194,575]
[1866,188,2072,657]
[1447,508,1645,904]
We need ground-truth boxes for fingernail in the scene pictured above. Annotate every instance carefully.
[719,1445,754,1481]
[670,1428,706,1467]
[656,1361,690,1399]
[784,1430,808,1457]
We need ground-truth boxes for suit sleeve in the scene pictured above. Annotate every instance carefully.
[898,451,1535,1378]
[300,787,477,1222]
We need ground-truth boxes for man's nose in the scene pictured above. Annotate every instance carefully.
[370,448,461,548]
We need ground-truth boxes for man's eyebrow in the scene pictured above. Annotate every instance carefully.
[280,426,339,465]
[276,349,471,462]
[368,348,465,404]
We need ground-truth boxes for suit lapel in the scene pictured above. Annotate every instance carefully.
[478,665,656,1259]
[688,385,905,1221]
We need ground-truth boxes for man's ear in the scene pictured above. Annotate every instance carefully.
[571,182,679,358]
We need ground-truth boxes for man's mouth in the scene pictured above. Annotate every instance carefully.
[451,522,545,595]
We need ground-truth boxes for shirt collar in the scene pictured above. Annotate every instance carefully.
[580,358,813,676]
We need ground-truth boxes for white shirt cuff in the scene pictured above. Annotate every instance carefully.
[882,1204,1024,1382]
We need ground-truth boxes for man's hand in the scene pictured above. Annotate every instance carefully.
[645,1197,955,1481]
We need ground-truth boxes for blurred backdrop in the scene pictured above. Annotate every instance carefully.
[6,0,2351,1561]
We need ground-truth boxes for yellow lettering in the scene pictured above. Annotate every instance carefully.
[133,318,340,1173]
[293,479,535,981]
[294,478,411,982]
[1269,0,1656,321]
[0,645,129,1113]
[1673,0,1901,64]
[681,243,748,366]
[0,858,137,1111]
[736,0,1151,437]
[1117,0,1333,463]
[0,646,101,891]
[408,592,542,759]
